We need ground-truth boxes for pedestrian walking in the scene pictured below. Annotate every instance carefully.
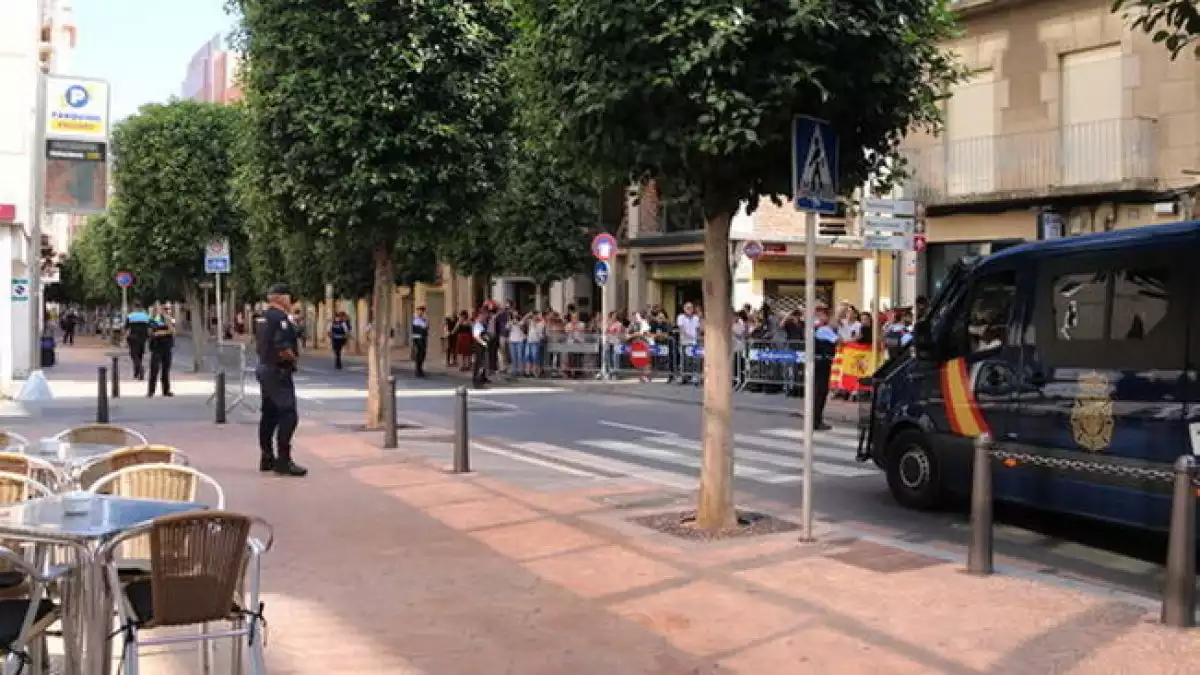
[125,302,150,380]
[811,303,840,431]
[411,305,429,377]
[329,311,351,369]
[256,283,307,477]
[59,309,77,345]
[146,303,175,397]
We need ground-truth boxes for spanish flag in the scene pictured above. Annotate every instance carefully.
[940,357,991,438]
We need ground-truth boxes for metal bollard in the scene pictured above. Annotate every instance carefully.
[1162,454,1197,628]
[967,432,994,575]
[383,376,398,449]
[453,386,470,473]
[215,371,227,425]
[96,366,109,424]
[110,356,120,399]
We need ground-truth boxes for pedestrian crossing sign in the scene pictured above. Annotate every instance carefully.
[792,116,839,215]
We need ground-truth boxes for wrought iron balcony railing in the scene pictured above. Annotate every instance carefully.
[900,117,1159,205]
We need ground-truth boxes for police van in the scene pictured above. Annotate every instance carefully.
[857,220,1198,531]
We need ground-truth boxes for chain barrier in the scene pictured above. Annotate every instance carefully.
[987,446,1178,484]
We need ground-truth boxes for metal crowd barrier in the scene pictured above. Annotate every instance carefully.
[739,339,805,394]
[205,342,256,413]
[968,434,1198,628]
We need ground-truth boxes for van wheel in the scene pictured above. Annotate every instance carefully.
[885,430,943,510]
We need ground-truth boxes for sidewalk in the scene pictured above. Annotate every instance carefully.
[8,347,1198,673]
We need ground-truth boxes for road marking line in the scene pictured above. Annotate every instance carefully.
[762,427,860,442]
[579,439,799,484]
[645,435,875,479]
[515,442,694,490]
[472,442,600,478]
[598,420,672,435]
[734,433,858,457]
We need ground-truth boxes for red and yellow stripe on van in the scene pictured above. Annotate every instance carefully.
[940,358,992,438]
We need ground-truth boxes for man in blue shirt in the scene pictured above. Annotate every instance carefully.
[811,303,840,431]
[411,305,429,377]
[125,302,151,380]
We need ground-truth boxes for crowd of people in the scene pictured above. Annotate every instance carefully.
[432,295,931,390]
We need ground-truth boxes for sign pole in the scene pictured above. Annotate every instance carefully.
[801,210,817,541]
[215,272,224,345]
[121,286,128,321]
[871,249,881,372]
[29,68,47,365]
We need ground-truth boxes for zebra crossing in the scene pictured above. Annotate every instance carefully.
[508,425,878,488]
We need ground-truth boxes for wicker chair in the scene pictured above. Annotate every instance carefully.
[0,472,53,601]
[0,431,30,452]
[100,512,274,675]
[0,452,65,492]
[0,545,63,673]
[79,444,189,492]
[52,423,147,447]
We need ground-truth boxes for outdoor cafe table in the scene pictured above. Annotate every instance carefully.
[9,440,123,489]
[0,494,205,674]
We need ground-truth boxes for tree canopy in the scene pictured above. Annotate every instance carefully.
[1113,0,1200,58]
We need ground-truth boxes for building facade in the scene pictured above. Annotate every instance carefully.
[182,35,243,105]
[902,0,1200,295]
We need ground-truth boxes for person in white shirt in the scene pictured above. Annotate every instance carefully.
[507,313,526,377]
[524,312,546,377]
[471,309,490,388]
[676,302,702,385]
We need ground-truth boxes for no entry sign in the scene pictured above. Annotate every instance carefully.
[628,338,652,369]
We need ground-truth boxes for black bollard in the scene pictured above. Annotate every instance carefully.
[967,432,994,576]
[110,355,120,399]
[453,386,469,473]
[215,371,227,425]
[383,376,398,449]
[1162,455,1197,627]
[96,366,109,424]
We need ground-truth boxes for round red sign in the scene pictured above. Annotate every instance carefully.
[628,338,652,369]
[913,234,927,252]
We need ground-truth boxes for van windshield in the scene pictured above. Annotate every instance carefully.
[925,257,975,334]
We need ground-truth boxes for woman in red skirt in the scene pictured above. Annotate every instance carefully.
[453,310,474,370]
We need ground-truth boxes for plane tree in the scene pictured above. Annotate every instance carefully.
[513,0,963,529]
[1113,0,1200,57]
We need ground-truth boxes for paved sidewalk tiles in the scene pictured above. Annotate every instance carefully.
[7,344,1200,673]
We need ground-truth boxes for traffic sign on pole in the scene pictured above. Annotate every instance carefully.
[593,261,610,286]
[591,233,617,262]
[742,240,764,260]
[792,116,840,215]
[204,237,231,274]
[115,271,134,288]
[628,338,652,369]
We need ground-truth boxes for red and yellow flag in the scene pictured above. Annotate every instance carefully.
[940,358,991,438]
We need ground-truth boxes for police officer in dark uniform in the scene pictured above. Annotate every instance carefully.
[256,284,307,477]
[146,304,175,397]
[411,305,429,377]
[811,303,840,431]
[125,302,151,380]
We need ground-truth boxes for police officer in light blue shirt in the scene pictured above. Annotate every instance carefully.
[811,303,840,431]
[125,302,151,380]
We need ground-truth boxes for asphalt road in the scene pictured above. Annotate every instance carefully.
[264,346,1179,601]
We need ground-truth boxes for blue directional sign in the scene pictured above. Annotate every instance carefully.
[593,261,610,286]
[792,116,839,215]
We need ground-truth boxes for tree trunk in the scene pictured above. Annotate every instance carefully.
[184,283,206,373]
[364,244,395,430]
[695,211,736,531]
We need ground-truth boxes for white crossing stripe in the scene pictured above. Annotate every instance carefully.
[579,439,801,485]
[514,442,695,490]
[648,435,876,479]
[733,433,857,458]
[761,427,861,444]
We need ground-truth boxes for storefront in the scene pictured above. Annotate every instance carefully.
[750,258,865,313]
[647,259,703,316]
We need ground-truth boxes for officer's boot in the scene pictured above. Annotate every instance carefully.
[258,449,274,472]
[273,447,308,477]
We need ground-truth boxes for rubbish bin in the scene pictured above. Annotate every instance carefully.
[39,335,56,368]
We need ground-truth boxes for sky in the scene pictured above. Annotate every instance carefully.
[71,0,236,121]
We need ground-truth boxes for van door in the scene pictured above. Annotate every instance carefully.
[1013,247,1187,529]
[919,267,1022,489]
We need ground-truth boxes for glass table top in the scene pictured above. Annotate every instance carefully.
[0,495,204,540]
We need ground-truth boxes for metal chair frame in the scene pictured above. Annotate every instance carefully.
[99,512,274,675]
[0,433,30,453]
[77,445,190,492]
[51,424,148,447]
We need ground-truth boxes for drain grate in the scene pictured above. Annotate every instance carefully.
[824,539,945,573]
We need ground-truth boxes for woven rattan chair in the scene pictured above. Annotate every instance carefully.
[101,512,274,675]
[0,473,53,601]
[78,444,189,492]
[0,431,30,452]
[52,423,147,447]
[0,545,63,673]
[0,452,65,492]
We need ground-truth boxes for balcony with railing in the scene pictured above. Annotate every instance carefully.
[901,117,1159,206]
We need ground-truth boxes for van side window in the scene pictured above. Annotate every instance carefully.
[1039,253,1182,370]
[1110,269,1169,340]
[946,271,1016,359]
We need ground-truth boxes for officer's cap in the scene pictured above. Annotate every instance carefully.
[266,283,292,297]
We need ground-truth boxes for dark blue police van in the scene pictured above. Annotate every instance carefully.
[857,220,1198,531]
